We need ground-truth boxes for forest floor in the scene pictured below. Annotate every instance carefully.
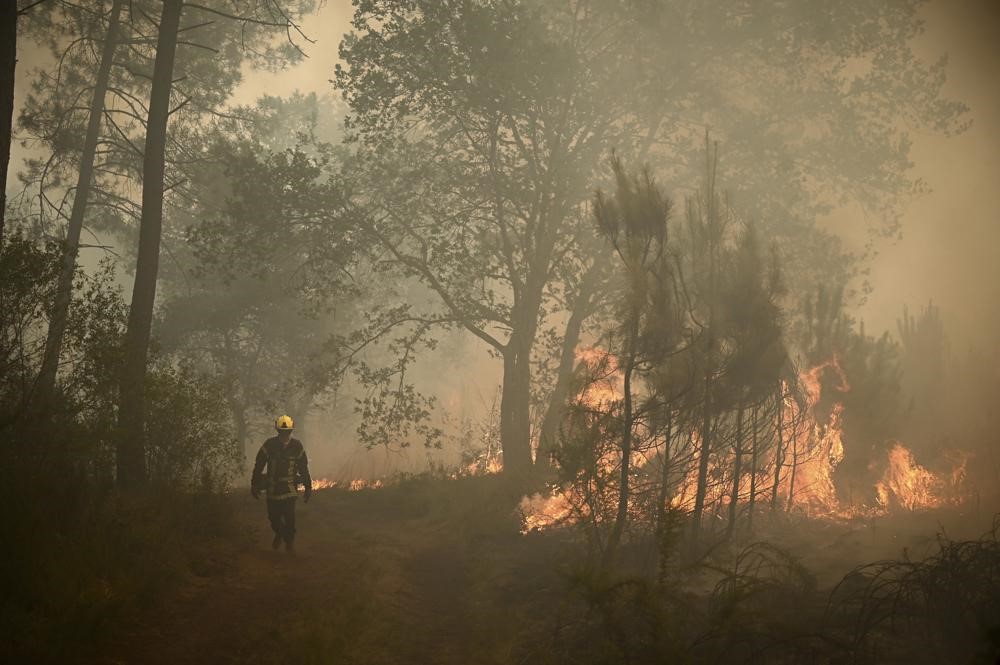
[95,477,998,665]
[99,477,566,665]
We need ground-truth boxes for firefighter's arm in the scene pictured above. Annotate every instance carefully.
[250,445,267,499]
[299,448,312,503]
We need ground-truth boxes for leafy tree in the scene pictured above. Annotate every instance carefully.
[164,125,357,458]
[0,233,61,427]
[337,0,674,476]
[336,0,964,479]
[13,0,316,485]
[34,0,125,414]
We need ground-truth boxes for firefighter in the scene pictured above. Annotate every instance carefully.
[251,415,312,552]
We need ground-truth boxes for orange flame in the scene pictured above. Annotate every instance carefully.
[519,352,971,532]
[310,478,384,492]
[875,443,968,511]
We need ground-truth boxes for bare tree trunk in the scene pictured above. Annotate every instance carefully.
[117,0,183,489]
[35,0,123,411]
[785,420,799,513]
[654,410,674,538]
[537,267,599,465]
[727,402,745,539]
[691,371,714,540]
[0,1,17,244]
[230,400,248,459]
[770,382,785,511]
[691,138,720,543]
[655,410,675,584]
[747,402,759,531]
[499,334,533,476]
[602,315,638,571]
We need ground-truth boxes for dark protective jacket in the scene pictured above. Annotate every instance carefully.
[251,436,311,501]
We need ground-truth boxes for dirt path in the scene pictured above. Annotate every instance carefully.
[100,488,503,665]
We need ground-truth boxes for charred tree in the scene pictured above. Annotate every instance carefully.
[117,0,183,488]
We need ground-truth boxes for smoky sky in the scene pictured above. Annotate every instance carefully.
[12,0,1000,354]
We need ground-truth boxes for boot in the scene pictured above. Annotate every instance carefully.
[272,532,282,550]
[284,536,295,553]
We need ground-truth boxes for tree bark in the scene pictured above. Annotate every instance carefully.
[727,402,745,539]
[747,402,759,531]
[654,409,674,540]
[770,382,786,510]
[499,334,533,476]
[537,266,599,465]
[117,0,183,489]
[35,0,123,411]
[785,415,799,513]
[690,142,720,543]
[0,1,17,244]
[691,363,715,541]
[602,314,638,571]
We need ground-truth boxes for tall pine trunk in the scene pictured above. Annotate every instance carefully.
[785,421,799,513]
[690,136,720,543]
[747,402,759,530]
[35,0,123,411]
[727,402,745,539]
[0,1,16,244]
[602,313,639,571]
[691,355,715,540]
[654,411,674,536]
[770,382,785,510]
[117,0,183,488]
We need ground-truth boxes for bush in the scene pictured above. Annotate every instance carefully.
[0,235,244,660]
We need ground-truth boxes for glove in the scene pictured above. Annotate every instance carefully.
[251,487,260,500]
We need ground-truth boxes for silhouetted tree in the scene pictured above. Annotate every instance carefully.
[592,154,673,568]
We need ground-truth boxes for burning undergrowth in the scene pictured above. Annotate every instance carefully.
[520,349,973,539]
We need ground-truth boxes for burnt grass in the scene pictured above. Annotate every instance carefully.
[78,475,1000,664]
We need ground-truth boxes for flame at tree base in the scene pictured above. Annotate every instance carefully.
[519,352,973,533]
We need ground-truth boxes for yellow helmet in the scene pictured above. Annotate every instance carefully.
[275,415,294,431]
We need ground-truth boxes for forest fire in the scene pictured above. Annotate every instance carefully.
[875,443,969,511]
[311,478,384,491]
[574,346,623,407]
[520,352,971,532]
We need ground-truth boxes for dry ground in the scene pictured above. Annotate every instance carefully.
[94,480,999,665]
[98,480,549,665]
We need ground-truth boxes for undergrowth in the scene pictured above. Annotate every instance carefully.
[0,470,246,663]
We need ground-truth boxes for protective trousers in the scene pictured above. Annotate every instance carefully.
[266,498,296,545]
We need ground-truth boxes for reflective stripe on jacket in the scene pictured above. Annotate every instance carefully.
[251,437,310,501]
